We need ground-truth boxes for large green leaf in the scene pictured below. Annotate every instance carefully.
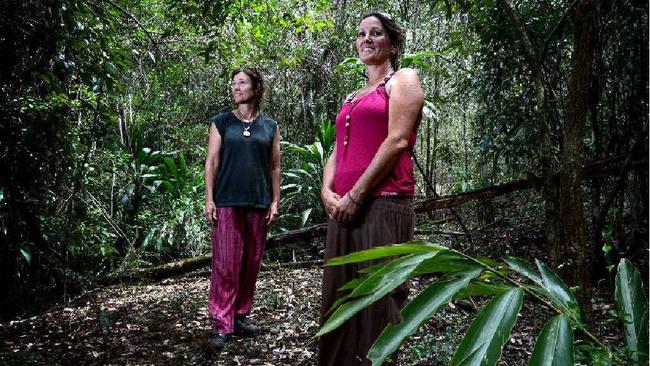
[504,256,543,286]
[454,281,513,299]
[162,157,178,179]
[535,260,580,319]
[178,153,187,177]
[348,253,439,298]
[615,259,649,365]
[327,262,393,318]
[317,252,436,337]
[451,288,524,366]
[528,315,574,366]
[326,241,447,266]
[413,253,483,275]
[368,269,482,365]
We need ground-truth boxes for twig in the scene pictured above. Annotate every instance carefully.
[83,190,128,239]
[413,153,475,245]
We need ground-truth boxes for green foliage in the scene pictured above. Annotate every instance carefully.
[614,259,649,365]
[368,268,481,365]
[451,288,523,366]
[529,315,574,366]
[279,116,335,228]
[1,0,646,325]
[320,242,648,366]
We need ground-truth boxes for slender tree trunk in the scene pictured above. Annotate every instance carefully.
[477,116,493,226]
[559,0,596,311]
[627,21,649,258]
[589,4,606,281]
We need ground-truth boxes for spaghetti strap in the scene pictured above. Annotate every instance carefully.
[380,71,396,86]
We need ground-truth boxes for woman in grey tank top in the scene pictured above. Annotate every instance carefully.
[203,68,281,351]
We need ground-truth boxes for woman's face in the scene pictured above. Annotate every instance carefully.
[231,72,256,104]
[355,16,393,66]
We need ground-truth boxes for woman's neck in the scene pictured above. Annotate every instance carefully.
[366,61,394,86]
[236,103,257,119]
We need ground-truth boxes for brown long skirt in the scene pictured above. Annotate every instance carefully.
[319,197,414,366]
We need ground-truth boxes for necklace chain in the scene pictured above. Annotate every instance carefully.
[235,109,257,123]
[235,109,258,137]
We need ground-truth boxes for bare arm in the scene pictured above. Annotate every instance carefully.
[321,145,341,218]
[266,125,281,226]
[333,69,424,223]
[204,123,222,225]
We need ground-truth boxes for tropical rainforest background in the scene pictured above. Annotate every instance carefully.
[0,0,647,365]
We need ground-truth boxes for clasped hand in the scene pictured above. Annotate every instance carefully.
[322,189,361,224]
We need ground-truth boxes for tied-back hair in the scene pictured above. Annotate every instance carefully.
[362,12,406,70]
[230,67,265,110]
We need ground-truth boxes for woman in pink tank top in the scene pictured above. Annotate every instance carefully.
[319,12,424,366]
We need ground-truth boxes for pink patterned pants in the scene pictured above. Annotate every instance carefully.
[208,207,267,334]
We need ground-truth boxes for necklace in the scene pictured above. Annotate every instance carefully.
[342,71,395,150]
[235,109,258,137]
[346,71,395,104]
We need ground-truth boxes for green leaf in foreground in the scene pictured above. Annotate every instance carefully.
[451,288,524,366]
[368,268,482,366]
[317,252,436,337]
[504,256,543,286]
[536,259,580,319]
[326,241,446,266]
[528,315,574,366]
[615,259,649,365]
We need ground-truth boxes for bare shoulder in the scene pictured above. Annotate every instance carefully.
[394,68,420,82]
[387,68,422,96]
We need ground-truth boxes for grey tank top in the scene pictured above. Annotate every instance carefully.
[211,112,277,209]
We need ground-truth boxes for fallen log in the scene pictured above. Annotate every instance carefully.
[102,224,329,284]
[189,260,325,279]
[414,178,537,212]
[266,223,327,246]
[414,155,646,212]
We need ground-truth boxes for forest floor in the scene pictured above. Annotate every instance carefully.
[0,194,622,365]
[0,264,556,366]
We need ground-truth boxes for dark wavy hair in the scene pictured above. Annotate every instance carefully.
[361,12,406,70]
[230,67,265,109]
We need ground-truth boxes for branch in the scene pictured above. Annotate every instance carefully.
[414,154,646,212]
[413,153,476,245]
[597,124,648,227]
[89,0,160,57]
[497,0,542,75]
[101,224,328,284]
[540,0,582,61]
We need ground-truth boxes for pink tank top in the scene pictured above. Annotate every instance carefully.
[333,75,419,197]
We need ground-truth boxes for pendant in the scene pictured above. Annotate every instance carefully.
[243,130,251,137]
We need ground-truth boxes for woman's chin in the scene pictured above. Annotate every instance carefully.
[358,56,387,66]
[234,97,253,105]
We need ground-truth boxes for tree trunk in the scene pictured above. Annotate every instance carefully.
[559,0,597,313]
[477,116,494,226]
[588,3,606,281]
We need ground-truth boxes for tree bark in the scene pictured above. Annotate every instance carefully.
[559,0,597,316]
